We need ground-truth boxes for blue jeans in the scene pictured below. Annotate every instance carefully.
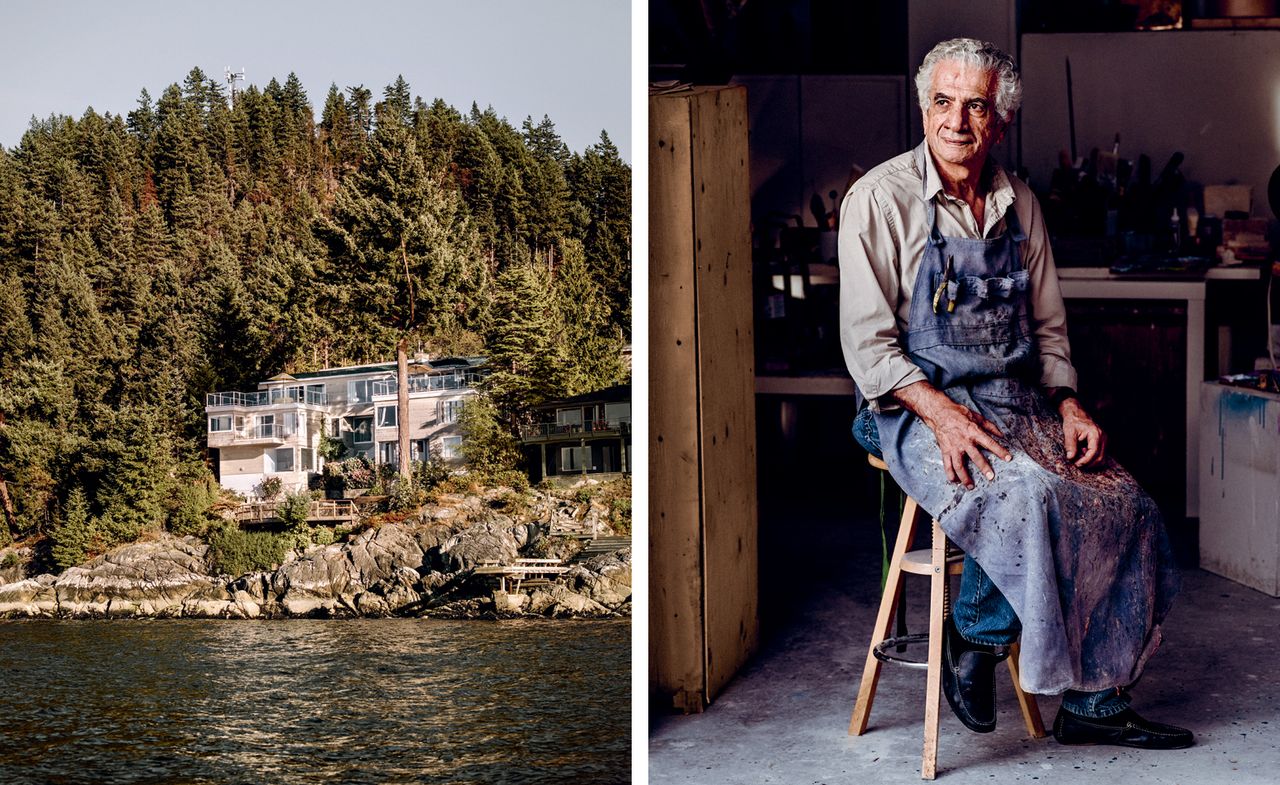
[852,407,1130,719]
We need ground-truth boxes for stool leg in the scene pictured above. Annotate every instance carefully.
[1006,643,1047,738]
[849,496,924,736]
[921,519,946,780]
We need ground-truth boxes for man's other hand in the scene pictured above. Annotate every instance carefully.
[1059,397,1106,468]
[891,381,1012,489]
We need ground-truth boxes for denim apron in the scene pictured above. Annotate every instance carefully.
[872,146,1180,694]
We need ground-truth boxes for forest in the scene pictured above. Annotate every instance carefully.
[0,68,631,560]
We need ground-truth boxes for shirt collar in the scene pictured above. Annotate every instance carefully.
[917,140,1017,226]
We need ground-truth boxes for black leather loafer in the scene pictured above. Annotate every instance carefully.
[1053,707,1194,749]
[941,618,1009,733]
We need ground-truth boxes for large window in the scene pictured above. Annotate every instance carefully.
[410,438,429,463]
[604,403,631,425]
[351,416,373,444]
[439,435,463,460]
[557,408,583,427]
[209,415,231,432]
[378,441,399,466]
[440,399,465,424]
[349,379,373,404]
[300,448,316,472]
[376,405,398,428]
[275,448,295,473]
[282,411,299,438]
[560,445,590,471]
[255,414,275,439]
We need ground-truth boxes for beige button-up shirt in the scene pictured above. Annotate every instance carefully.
[838,143,1078,411]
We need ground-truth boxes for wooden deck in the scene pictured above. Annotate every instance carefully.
[474,558,570,591]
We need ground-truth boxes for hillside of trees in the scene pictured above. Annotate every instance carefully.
[0,68,631,557]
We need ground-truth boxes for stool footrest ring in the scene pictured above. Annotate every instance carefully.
[872,633,932,670]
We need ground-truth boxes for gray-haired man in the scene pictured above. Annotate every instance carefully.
[840,38,1191,749]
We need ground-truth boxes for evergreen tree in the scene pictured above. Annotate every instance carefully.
[318,103,479,476]
[553,238,626,395]
[51,486,95,570]
[483,258,564,424]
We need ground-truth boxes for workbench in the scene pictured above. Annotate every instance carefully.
[1057,265,1262,519]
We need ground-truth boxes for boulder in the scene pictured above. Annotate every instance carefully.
[0,573,58,617]
[434,520,522,572]
[53,535,223,617]
[564,547,632,607]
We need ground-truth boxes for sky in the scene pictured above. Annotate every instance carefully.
[0,0,631,161]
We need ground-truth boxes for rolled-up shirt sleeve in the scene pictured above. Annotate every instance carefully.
[838,185,927,411]
[1018,193,1079,391]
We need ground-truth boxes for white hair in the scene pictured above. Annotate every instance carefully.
[915,38,1022,125]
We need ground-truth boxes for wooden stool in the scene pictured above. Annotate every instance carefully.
[850,455,1045,780]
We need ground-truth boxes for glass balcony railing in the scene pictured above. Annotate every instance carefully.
[207,389,327,407]
[371,372,483,397]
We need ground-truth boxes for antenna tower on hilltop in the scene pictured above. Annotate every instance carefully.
[225,66,246,104]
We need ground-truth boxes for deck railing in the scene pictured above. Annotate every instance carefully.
[234,499,356,524]
[371,372,483,397]
[518,420,631,440]
[207,389,327,407]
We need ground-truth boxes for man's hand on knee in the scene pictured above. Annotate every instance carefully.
[1059,397,1107,468]
[891,381,1012,489]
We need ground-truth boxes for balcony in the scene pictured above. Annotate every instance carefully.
[207,423,292,448]
[206,389,328,408]
[371,372,483,398]
[519,420,631,443]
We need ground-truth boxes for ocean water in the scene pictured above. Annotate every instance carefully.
[0,618,629,785]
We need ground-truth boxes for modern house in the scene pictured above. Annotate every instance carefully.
[519,384,631,483]
[206,356,485,497]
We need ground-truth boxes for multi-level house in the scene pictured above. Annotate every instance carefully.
[206,356,485,497]
[519,384,631,483]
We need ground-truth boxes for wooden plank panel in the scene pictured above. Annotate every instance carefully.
[648,91,708,710]
[689,86,760,699]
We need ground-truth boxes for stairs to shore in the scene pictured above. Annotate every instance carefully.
[569,536,630,564]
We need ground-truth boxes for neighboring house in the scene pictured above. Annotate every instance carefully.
[206,356,485,497]
[519,384,631,483]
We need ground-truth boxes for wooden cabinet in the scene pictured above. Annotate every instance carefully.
[649,86,759,712]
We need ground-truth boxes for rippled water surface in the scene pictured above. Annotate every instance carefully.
[0,619,629,784]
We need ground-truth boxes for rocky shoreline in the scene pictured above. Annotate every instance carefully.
[0,489,631,621]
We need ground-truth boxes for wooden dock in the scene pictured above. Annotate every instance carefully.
[474,558,569,591]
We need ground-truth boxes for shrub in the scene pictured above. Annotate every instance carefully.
[205,525,288,576]
[1,551,18,569]
[317,434,348,462]
[168,478,219,536]
[278,491,311,531]
[386,477,427,513]
[609,495,632,535]
[254,476,283,501]
[414,455,453,491]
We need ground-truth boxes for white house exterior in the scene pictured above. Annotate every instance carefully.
[206,357,485,497]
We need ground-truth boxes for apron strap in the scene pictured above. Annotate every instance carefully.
[915,144,946,249]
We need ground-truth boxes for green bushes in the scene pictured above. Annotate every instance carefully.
[278,491,312,530]
[167,478,220,536]
[205,525,289,577]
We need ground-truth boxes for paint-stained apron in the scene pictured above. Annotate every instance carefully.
[872,146,1180,694]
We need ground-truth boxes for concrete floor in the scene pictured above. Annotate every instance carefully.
[649,493,1280,784]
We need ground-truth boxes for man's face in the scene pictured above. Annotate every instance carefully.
[922,60,1004,172]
